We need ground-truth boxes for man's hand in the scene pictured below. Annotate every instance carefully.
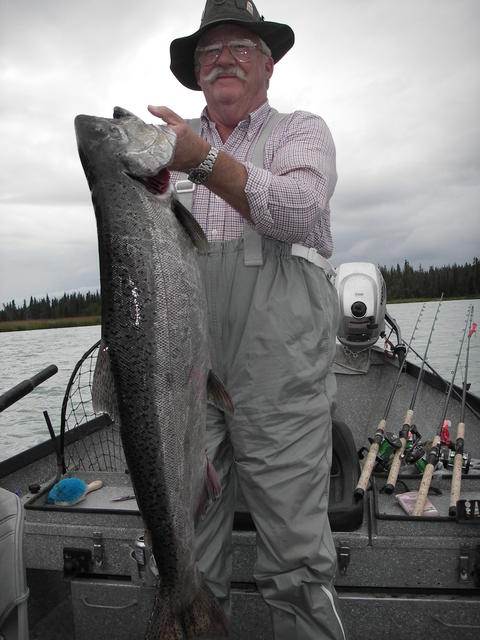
[148,105,252,221]
[148,105,210,171]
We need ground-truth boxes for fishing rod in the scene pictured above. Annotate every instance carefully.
[412,305,471,517]
[354,303,426,500]
[398,341,479,421]
[384,295,444,494]
[449,306,476,517]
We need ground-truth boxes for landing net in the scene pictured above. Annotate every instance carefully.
[60,340,127,473]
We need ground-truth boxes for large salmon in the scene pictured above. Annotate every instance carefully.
[74,107,230,639]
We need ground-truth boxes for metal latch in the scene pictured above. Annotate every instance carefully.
[93,531,104,567]
[337,545,350,576]
[458,550,470,582]
[475,547,480,587]
[459,546,480,586]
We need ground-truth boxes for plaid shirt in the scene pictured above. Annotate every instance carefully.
[171,101,336,257]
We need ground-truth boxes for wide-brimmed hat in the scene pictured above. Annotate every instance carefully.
[170,0,295,91]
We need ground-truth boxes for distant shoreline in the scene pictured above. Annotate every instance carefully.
[0,295,478,332]
[0,316,101,332]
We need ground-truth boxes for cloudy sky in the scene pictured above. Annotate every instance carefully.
[1,0,479,306]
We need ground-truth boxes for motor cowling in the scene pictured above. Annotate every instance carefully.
[333,262,386,350]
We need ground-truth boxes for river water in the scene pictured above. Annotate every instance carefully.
[0,300,478,463]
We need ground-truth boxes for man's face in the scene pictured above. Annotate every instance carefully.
[195,24,273,113]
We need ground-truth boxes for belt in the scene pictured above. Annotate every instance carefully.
[291,244,336,278]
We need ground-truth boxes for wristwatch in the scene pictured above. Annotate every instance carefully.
[188,146,219,185]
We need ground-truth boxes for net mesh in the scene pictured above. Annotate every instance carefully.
[61,340,127,473]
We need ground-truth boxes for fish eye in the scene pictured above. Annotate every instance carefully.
[108,125,123,139]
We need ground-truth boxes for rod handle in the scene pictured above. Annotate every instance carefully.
[449,422,465,516]
[413,435,441,516]
[354,419,386,499]
[384,409,414,493]
[384,437,406,493]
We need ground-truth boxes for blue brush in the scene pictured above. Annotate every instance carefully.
[46,477,103,506]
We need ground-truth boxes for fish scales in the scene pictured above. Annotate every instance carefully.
[75,107,227,639]
[109,198,205,590]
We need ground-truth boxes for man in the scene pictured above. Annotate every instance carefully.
[148,1,345,638]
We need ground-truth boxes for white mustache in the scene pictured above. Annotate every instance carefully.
[200,65,247,84]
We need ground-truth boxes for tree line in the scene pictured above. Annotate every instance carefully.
[1,258,478,321]
[0,291,101,322]
[379,258,479,300]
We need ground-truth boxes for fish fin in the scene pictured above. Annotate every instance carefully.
[172,198,209,251]
[187,582,228,637]
[92,341,120,422]
[207,370,234,414]
[206,455,222,501]
[145,582,227,640]
[194,455,222,526]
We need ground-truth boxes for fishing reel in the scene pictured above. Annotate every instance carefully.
[375,432,402,471]
[440,447,471,473]
[366,426,425,473]
[404,441,428,473]
[358,431,402,472]
[402,426,452,474]
[334,263,387,350]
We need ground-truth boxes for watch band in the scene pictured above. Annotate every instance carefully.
[187,146,219,185]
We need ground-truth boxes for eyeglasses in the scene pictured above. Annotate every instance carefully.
[195,39,262,66]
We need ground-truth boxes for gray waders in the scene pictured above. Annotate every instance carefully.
[175,113,346,640]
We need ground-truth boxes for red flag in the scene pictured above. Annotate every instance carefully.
[469,322,477,338]
[440,419,451,445]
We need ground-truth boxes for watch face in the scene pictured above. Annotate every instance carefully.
[188,168,208,185]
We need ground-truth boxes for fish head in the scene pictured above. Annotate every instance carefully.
[74,107,176,187]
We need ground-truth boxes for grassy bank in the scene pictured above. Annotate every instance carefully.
[0,316,101,332]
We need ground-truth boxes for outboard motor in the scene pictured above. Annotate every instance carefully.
[334,262,386,350]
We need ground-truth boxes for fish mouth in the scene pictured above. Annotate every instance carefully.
[128,168,171,196]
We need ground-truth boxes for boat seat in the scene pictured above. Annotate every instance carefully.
[0,488,29,640]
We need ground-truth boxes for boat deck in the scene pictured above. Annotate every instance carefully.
[1,346,480,639]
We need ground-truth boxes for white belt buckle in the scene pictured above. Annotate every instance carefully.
[175,179,195,194]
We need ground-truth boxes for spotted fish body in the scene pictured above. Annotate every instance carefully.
[74,107,227,639]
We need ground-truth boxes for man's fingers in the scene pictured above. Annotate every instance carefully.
[148,105,183,125]
[147,104,208,171]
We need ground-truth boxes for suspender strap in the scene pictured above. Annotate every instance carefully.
[244,109,285,266]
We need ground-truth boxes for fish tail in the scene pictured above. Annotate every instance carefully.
[187,581,228,637]
[145,583,228,639]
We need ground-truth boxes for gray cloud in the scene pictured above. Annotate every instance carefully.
[1,0,479,305]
